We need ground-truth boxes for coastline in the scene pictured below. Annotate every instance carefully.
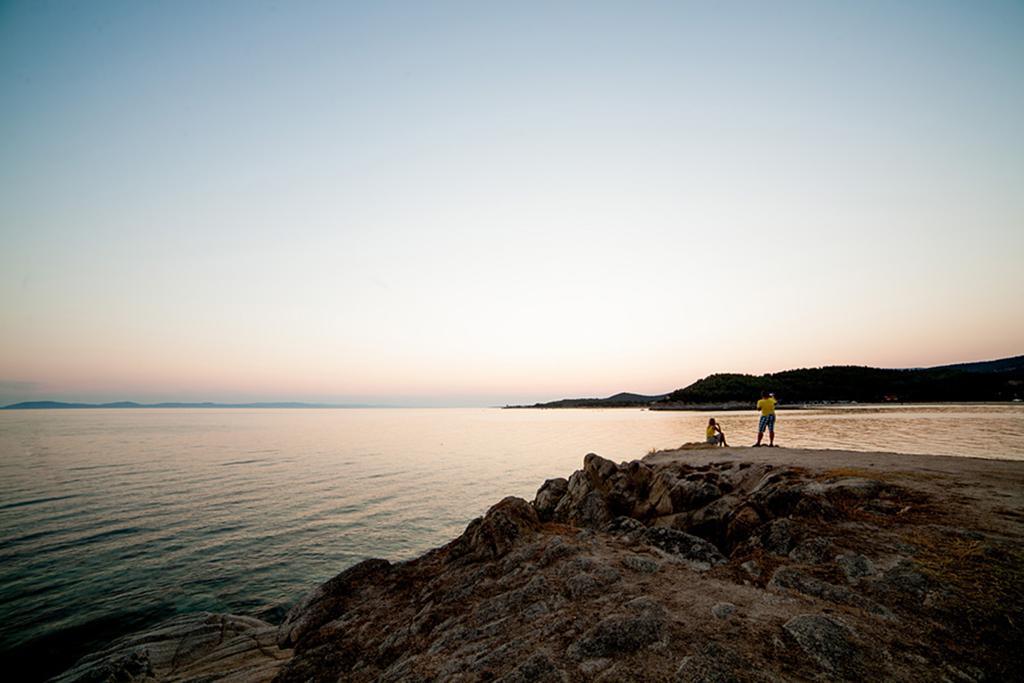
[508,400,1023,411]
[54,446,1024,682]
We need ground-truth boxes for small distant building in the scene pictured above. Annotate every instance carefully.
[883,395,899,402]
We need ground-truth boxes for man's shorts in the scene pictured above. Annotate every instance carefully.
[707,435,721,445]
[758,414,776,432]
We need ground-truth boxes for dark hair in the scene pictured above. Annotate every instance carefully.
[761,390,770,398]
[708,417,716,425]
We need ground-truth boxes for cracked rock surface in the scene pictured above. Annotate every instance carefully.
[51,612,289,683]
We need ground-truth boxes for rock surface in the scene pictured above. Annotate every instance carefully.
[55,447,1024,682]
[52,612,289,683]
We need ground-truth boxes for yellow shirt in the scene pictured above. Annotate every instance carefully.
[706,425,717,439]
[757,397,777,416]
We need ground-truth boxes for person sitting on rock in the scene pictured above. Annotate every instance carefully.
[706,418,727,446]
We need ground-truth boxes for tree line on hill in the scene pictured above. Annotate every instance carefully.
[658,357,1024,405]
[508,355,1024,408]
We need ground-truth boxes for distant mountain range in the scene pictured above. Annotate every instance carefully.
[507,355,1024,409]
[0,401,374,410]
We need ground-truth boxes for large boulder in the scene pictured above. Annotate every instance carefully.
[277,558,392,648]
[454,496,542,562]
[533,477,569,521]
[553,455,618,527]
[551,455,660,527]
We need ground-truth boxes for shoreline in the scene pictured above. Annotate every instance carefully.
[507,400,1024,411]
[53,446,1024,682]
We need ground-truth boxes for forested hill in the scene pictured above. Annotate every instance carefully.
[658,356,1024,405]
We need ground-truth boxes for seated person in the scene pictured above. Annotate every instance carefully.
[706,418,727,446]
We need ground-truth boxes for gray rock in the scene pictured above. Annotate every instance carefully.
[621,554,661,573]
[724,504,764,548]
[789,537,835,564]
[649,470,680,516]
[533,478,569,521]
[607,461,656,519]
[54,650,154,683]
[873,561,928,602]
[55,612,288,683]
[750,472,808,517]
[863,498,904,515]
[585,452,618,480]
[624,596,668,617]
[592,563,623,585]
[760,518,799,555]
[568,598,666,659]
[809,477,885,500]
[479,574,556,614]
[642,527,726,570]
[277,557,392,647]
[379,658,432,683]
[539,536,577,566]
[459,496,542,561]
[604,515,646,536]
[793,494,840,519]
[670,479,723,512]
[556,484,613,529]
[685,495,741,539]
[769,567,891,617]
[740,560,762,579]
[674,642,749,683]
[711,602,736,619]
[836,553,876,582]
[783,614,861,674]
[495,652,566,683]
[943,662,986,682]
[579,657,613,675]
[523,600,551,619]
[565,572,602,598]
[558,556,599,575]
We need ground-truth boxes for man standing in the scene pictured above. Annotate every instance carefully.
[755,390,777,447]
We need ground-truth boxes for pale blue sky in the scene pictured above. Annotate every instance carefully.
[1,1,1022,405]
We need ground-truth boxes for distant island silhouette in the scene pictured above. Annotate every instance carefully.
[506,354,1024,409]
[0,401,381,410]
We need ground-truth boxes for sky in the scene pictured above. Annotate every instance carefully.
[1,1,1022,406]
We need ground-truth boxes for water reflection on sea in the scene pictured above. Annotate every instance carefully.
[0,404,1021,679]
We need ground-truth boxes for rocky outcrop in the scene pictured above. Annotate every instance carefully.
[55,450,1024,682]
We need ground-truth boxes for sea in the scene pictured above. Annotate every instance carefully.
[2,404,1023,680]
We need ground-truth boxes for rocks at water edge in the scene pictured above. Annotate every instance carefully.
[51,613,289,683]
[53,449,1024,682]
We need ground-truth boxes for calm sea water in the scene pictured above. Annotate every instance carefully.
[2,404,1023,679]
